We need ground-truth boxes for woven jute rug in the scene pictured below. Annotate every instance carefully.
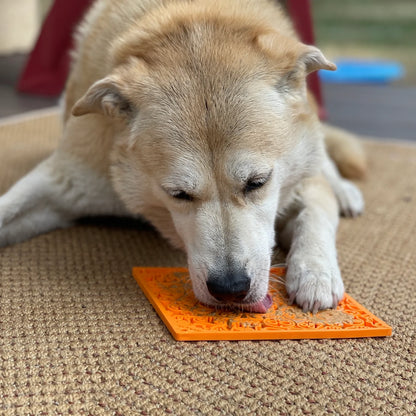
[1,110,415,415]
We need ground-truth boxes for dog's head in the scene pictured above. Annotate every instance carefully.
[72,14,335,311]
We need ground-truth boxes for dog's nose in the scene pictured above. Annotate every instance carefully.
[206,270,251,303]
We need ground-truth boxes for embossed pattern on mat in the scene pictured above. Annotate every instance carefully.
[0,112,415,415]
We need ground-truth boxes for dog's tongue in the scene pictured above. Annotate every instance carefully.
[243,293,273,313]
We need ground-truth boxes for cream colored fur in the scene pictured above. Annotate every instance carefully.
[0,0,365,312]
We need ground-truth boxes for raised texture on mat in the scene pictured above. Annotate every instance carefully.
[132,267,392,341]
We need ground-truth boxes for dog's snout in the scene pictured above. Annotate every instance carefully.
[206,270,251,303]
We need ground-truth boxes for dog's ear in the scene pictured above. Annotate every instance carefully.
[298,45,337,74]
[72,76,133,118]
[256,32,336,76]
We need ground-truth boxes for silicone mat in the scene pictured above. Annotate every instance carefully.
[132,267,392,341]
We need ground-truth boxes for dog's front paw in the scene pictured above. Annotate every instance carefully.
[334,179,364,218]
[285,257,344,313]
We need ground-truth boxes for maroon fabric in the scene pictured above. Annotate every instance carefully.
[17,0,92,96]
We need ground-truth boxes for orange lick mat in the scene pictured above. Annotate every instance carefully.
[132,267,392,341]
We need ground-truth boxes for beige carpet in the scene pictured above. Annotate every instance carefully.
[1,110,415,415]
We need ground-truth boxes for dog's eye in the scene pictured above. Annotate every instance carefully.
[244,177,269,193]
[171,190,194,201]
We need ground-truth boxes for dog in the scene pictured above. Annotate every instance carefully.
[0,0,366,313]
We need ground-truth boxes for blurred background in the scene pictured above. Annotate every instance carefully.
[0,0,53,55]
[0,0,415,140]
[313,0,416,85]
[312,0,416,141]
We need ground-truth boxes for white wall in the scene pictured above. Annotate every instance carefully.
[0,0,53,54]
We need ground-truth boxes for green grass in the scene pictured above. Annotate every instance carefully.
[311,0,416,84]
[315,18,416,47]
[313,0,416,46]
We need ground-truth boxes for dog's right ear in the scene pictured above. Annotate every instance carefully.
[72,76,133,118]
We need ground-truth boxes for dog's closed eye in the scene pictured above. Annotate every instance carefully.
[169,190,194,202]
[244,171,272,194]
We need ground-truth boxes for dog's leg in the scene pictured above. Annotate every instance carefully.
[0,152,126,247]
[322,124,365,217]
[277,175,344,313]
[322,152,364,218]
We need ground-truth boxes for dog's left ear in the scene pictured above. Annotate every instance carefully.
[256,32,336,75]
[72,75,133,118]
[298,45,337,74]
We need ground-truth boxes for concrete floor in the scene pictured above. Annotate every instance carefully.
[0,54,58,116]
[1,53,415,142]
[323,83,416,142]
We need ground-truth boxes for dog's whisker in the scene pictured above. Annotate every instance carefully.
[269,274,286,282]
[270,263,287,268]
[269,278,286,287]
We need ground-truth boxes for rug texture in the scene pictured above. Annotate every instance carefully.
[0,111,415,415]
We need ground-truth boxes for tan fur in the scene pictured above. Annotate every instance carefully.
[0,0,366,312]
[305,92,366,180]
[323,124,367,179]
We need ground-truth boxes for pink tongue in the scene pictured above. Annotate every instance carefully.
[243,293,273,313]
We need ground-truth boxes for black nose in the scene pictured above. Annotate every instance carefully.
[206,269,251,303]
